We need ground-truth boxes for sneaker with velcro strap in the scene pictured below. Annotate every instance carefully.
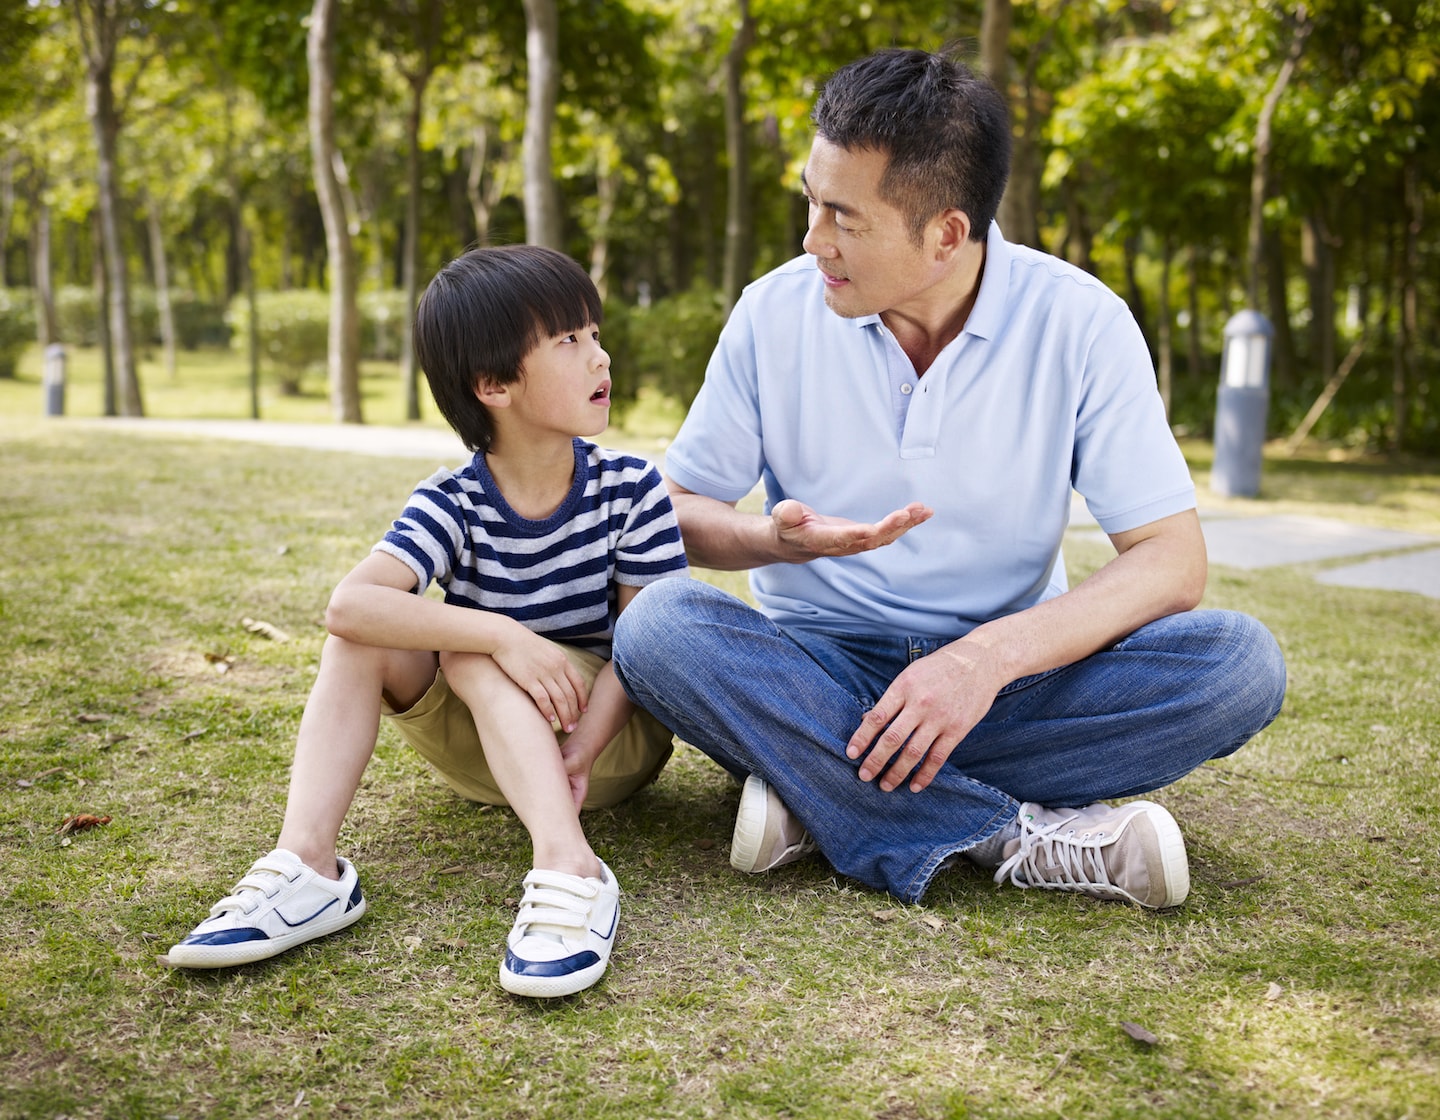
[992,800,1190,909]
[165,848,366,968]
[500,860,621,998]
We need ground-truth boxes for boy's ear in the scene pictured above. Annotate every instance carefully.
[474,376,511,408]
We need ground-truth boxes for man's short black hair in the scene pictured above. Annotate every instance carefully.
[413,245,604,452]
[812,48,1011,245]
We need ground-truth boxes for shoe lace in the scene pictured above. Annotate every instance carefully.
[993,812,1126,899]
[210,856,298,918]
[514,870,598,943]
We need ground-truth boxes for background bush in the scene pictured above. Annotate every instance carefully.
[0,288,37,377]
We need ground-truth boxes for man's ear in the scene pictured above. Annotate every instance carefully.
[932,208,971,260]
[475,376,511,408]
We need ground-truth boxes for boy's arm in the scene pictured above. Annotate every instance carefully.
[327,551,589,731]
[557,584,647,807]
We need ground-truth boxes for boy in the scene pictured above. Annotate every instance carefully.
[166,245,688,998]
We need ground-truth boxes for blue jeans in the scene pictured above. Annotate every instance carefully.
[612,580,1286,903]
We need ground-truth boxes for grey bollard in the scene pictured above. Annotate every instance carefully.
[43,344,67,417]
[1211,310,1273,498]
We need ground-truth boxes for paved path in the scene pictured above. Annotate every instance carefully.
[72,417,1440,601]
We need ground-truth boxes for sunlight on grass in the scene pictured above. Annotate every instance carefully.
[1,384,1438,1118]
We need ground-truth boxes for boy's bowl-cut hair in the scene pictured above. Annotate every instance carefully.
[414,244,605,452]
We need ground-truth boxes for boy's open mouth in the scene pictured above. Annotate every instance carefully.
[591,381,611,401]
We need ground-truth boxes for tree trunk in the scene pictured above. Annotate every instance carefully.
[32,196,56,346]
[0,151,14,288]
[1247,5,1310,308]
[1123,233,1153,360]
[467,123,504,246]
[1301,207,1335,387]
[92,209,116,416]
[1186,244,1203,381]
[145,200,177,381]
[402,70,429,422]
[75,0,143,417]
[1263,229,1296,389]
[721,0,756,311]
[1394,159,1420,451]
[1157,234,1173,416]
[522,0,562,249]
[979,0,1015,235]
[307,0,362,423]
[589,147,617,302]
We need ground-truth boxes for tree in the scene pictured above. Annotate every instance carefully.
[522,0,562,248]
[68,0,153,417]
[307,0,361,422]
[721,0,756,309]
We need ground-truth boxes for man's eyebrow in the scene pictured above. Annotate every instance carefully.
[799,169,858,217]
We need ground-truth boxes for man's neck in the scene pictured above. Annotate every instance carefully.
[881,241,987,376]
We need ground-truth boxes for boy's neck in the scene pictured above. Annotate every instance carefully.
[484,434,578,521]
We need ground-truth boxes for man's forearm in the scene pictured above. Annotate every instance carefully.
[959,508,1207,685]
[668,489,780,571]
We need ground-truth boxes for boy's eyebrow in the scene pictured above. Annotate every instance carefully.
[800,168,858,218]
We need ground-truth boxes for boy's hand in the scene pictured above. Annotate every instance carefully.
[492,629,590,732]
[559,731,602,810]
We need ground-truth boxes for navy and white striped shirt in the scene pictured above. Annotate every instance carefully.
[374,439,688,656]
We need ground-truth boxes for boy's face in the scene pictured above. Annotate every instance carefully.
[491,324,612,443]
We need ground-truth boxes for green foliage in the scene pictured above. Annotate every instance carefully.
[603,282,728,409]
[0,289,38,377]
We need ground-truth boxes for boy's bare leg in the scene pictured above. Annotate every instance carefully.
[276,634,439,880]
[440,650,603,881]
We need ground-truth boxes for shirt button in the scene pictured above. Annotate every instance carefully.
[900,383,913,395]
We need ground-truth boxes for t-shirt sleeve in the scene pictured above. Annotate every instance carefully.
[614,464,689,586]
[371,469,467,593]
[663,296,767,503]
[1072,307,1197,535]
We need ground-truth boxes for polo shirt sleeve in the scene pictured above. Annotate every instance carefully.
[663,295,767,504]
[1072,306,1196,535]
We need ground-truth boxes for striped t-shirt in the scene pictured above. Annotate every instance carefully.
[374,438,688,656]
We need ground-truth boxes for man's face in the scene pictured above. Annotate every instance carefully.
[800,136,944,321]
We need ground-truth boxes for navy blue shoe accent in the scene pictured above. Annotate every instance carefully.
[180,927,270,947]
[503,948,601,979]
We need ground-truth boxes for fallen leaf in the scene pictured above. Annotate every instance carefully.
[919,914,947,931]
[76,713,110,724]
[1265,982,1284,1001]
[436,865,466,875]
[1120,1021,1159,1046]
[696,838,715,850]
[870,908,900,923]
[56,813,112,835]
[181,729,208,741]
[242,617,291,642]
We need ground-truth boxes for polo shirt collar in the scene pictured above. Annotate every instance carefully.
[962,221,1011,342]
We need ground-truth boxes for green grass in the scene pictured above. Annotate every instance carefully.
[1,353,1439,1119]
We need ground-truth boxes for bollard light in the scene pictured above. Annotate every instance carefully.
[1211,311,1273,498]
[43,344,67,417]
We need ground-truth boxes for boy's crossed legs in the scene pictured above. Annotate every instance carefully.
[166,634,669,998]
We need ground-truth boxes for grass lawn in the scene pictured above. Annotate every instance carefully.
[1,352,1438,1119]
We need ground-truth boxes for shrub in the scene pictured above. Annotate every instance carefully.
[603,282,728,410]
[227,291,330,395]
[0,289,37,378]
[358,290,412,361]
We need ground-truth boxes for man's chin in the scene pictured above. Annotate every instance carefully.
[821,286,870,319]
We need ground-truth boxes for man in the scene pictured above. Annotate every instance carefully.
[611,48,1286,908]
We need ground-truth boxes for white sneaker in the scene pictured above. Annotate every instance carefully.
[499,861,621,998]
[993,801,1190,909]
[730,775,819,873]
[166,849,366,968]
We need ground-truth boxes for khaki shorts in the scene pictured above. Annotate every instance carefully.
[382,644,673,810]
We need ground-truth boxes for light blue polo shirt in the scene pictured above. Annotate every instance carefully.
[666,222,1196,639]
